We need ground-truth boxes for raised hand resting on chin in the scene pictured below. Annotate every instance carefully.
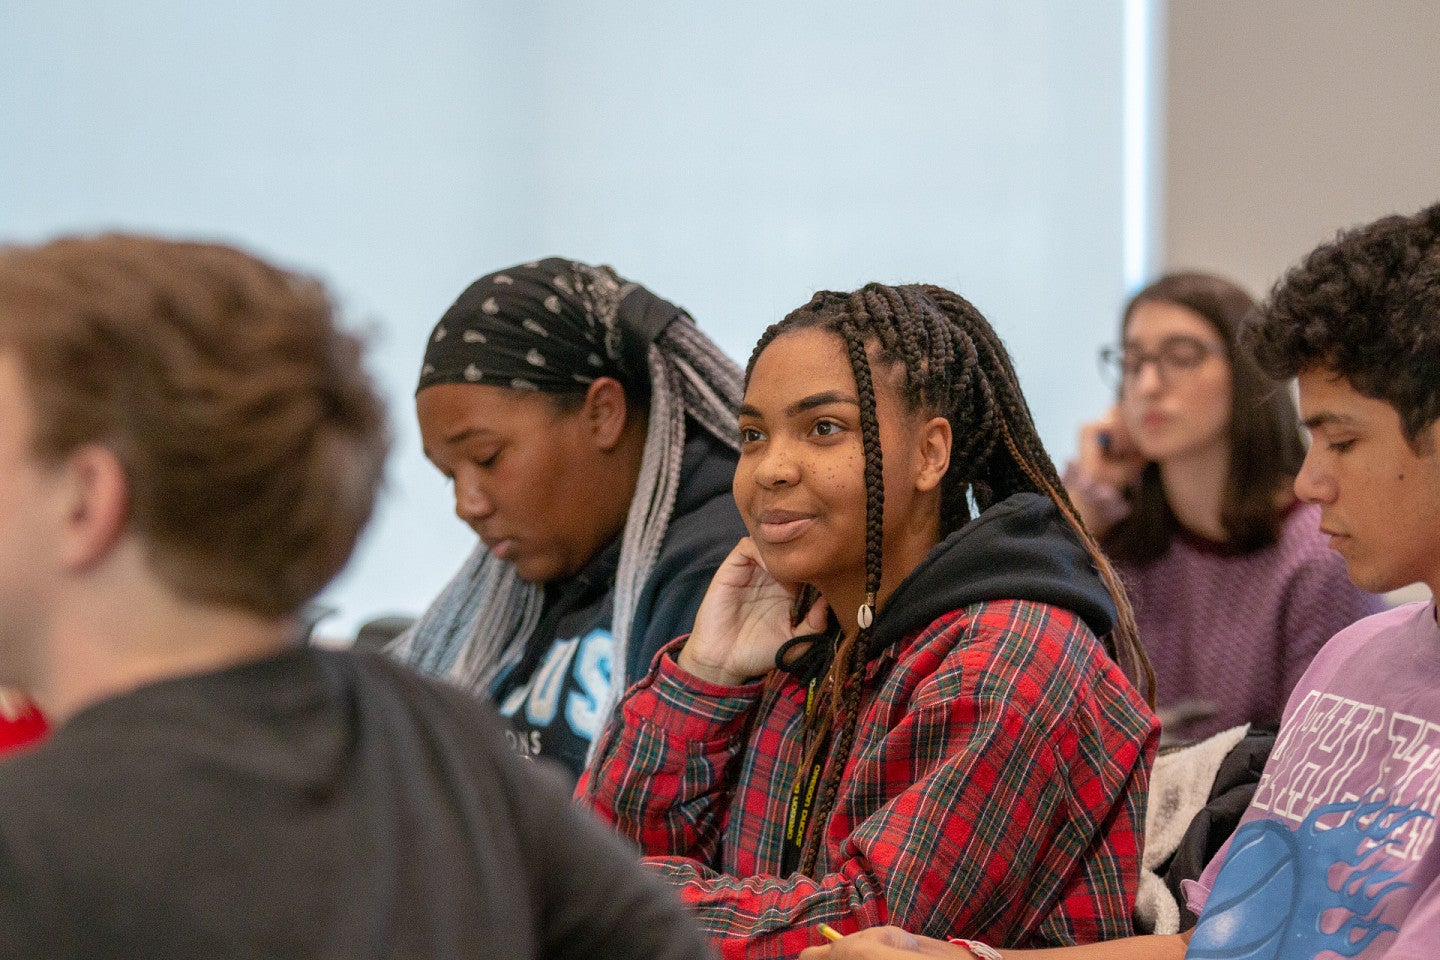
[676,536,830,688]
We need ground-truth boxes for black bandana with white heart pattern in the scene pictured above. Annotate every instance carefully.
[418,257,685,396]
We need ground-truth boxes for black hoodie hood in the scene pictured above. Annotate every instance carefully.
[671,418,739,519]
[863,492,1116,661]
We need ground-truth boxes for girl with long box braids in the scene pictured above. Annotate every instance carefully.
[581,283,1160,957]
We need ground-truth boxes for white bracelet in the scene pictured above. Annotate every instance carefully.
[950,938,1002,960]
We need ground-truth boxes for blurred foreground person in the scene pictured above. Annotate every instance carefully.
[0,235,713,960]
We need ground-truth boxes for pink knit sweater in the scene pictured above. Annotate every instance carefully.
[1117,502,1384,742]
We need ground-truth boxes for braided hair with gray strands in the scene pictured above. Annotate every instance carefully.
[750,283,1154,875]
[390,259,742,750]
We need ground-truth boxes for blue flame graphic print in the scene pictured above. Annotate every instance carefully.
[1188,796,1431,959]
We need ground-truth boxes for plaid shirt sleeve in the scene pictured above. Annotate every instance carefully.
[582,602,1158,960]
[580,637,768,867]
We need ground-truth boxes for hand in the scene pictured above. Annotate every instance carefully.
[1066,408,1148,537]
[1076,407,1146,492]
[677,537,830,687]
[798,926,976,960]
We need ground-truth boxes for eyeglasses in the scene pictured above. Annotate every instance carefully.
[1098,336,1226,389]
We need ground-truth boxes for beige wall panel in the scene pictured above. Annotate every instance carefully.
[1163,0,1440,296]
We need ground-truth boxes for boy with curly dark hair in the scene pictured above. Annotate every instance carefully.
[800,202,1440,960]
[1249,203,1440,448]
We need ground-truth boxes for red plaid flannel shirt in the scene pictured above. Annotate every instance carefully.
[580,598,1159,959]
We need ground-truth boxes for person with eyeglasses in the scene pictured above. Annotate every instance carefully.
[1063,272,1381,743]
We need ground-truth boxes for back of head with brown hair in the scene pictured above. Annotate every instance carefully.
[0,234,389,618]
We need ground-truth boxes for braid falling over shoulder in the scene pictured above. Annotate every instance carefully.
[796,314,884,876]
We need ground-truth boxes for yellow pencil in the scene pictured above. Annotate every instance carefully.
[818,922,844,942]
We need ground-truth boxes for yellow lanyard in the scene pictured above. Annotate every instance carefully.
[781,674,829,874]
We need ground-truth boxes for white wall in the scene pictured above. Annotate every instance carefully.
[2,1,1136,637]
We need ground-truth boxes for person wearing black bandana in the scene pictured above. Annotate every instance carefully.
[391,258,747,776]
